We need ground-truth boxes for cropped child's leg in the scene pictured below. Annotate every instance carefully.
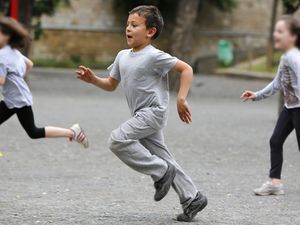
[44,127,73,138]
[15,106,88,147]
[140,130,198,209]
[15,106,71,139]
[0,101,15,125]
[15,106,73,139]
[109,115,168,181]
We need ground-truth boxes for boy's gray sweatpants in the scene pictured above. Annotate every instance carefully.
[108,113,198,209]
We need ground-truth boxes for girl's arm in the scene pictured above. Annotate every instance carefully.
[0,76,5,86]
[173,60,193,124]
[241,63,282,101]
[23,57,34,79]
[254,71,281,101]
[0,61,6,85]
[288,55,300,96]
[76,66,119,91]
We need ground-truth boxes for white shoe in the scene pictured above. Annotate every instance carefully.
[70,124,89,148]
[254,181,284,196]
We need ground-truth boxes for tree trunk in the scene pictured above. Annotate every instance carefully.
[278,90,284,113]
[169,0,200,91]
[266,0,278,70]
[265,0,283,115]
[18,0,33,56]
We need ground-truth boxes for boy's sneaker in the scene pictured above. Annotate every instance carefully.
[70,123,89,148]
[253,181,284,196]
[177,191,208,222]
[154,162,176,201]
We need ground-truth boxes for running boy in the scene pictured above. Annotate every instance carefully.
[0,17,88,148]
[77,5,207,222]
[241,15,300,196]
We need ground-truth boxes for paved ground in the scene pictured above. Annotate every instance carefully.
[0,69,299,225]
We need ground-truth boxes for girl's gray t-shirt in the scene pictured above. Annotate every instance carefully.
[255,48,300,108]
[108,45,178,129]
[0,45,33,109]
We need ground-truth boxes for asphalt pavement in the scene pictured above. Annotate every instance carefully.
[0,69,299,225]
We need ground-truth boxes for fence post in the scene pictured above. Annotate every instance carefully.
[10,0,19,20]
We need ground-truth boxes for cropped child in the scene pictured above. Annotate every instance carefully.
[0,17,88,148]
[77,5,207,222]
[241,15,300,195]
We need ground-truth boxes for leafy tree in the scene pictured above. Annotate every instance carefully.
[0,0,69,56]
[0,0,69,40]
[113,0,176,15]
[113,0,237,90]
[283,0,300,13]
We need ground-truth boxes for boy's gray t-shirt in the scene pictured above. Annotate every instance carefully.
[255,48,300,109]
[108,45,178,129]
[0,45,33,109]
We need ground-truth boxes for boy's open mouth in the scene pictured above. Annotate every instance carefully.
[274,38,280,43]
[127,35,133,39]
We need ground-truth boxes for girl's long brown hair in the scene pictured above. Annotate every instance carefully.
[0,24,30,49]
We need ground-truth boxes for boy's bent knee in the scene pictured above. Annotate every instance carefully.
[108,130,124,153]
[108,136,118,152]
[108,129,132,153]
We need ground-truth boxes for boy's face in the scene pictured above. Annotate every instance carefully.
[126,13,156,51]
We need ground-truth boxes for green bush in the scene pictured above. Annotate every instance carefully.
[32,58,113,70]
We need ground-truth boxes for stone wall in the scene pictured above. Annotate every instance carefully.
[31,30,126,61]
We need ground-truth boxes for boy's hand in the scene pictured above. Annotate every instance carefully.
[76,66,96,84]
[177,98,192,124]
[240,90,256,101]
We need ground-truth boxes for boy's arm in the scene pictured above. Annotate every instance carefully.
[76,66,119,91]
[172,60,193,124]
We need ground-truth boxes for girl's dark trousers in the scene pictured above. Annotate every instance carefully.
[0,101,45,139]
[269,106,300,179]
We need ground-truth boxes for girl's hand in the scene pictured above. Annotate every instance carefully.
[76,66,96,84]
[240,90,256,101]
[177,98,192,124]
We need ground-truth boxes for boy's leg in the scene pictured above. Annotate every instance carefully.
[0,101,15,125]
[269,107,294,179]
[140,130,198,209]
[109,115,168,181]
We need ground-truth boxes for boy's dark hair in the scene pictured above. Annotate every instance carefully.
[129,5,164,40]
[278,15,300,49]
